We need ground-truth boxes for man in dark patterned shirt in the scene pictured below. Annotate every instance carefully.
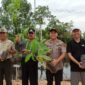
[45,28,66,85]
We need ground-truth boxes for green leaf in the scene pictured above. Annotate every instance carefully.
[37,55,51,63]
[36,42,52,62]
[25,53,33,63]
[25,39,39,62]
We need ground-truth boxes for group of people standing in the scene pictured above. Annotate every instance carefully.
[0,26,85,85]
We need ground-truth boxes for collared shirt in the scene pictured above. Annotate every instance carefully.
[67,39,85,72]
[0,39,16,59]
[45,39,66,73]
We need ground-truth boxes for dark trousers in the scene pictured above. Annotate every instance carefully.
[21,58,38,85]
[46,69,63,85]
[0,59,12,85]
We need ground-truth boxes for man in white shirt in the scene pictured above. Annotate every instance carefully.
[0,27,16,85]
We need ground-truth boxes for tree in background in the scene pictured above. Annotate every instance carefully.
[0,0,33,35]
[33,6,51,41]
[83,32,85,39]
[0,0,73,43]
[0,0,73,76]
[45,15,73,43]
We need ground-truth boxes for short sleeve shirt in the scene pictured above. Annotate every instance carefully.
[67,39,85,72]
[0,39,16,59]
[45,39,66,73]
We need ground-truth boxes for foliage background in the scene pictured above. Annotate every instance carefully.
[0,0,74,43]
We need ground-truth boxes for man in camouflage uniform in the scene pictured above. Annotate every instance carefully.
[45,29,66,85]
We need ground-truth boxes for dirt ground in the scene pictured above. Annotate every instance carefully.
[3,80,82,85]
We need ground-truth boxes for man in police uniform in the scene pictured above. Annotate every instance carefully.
[0,27,16,85]
[67,28,85,85]
[45,28,66,85]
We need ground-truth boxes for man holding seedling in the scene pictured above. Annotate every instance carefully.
[21,29,39,85]
[45,28,66,85]
[67,28,85,85]
[0,27,16,85]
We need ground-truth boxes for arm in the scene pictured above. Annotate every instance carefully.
[67,42,84,69]
[55,52,66,63]
[67,41,80,65]
[68,53,80,65]
[52,52,66,66]
[8,42,16,54]
[67,53,85,69]
[9,50,16,54]
[52,42,66,66]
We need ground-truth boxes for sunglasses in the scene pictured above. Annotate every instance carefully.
[29,32,34,34]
